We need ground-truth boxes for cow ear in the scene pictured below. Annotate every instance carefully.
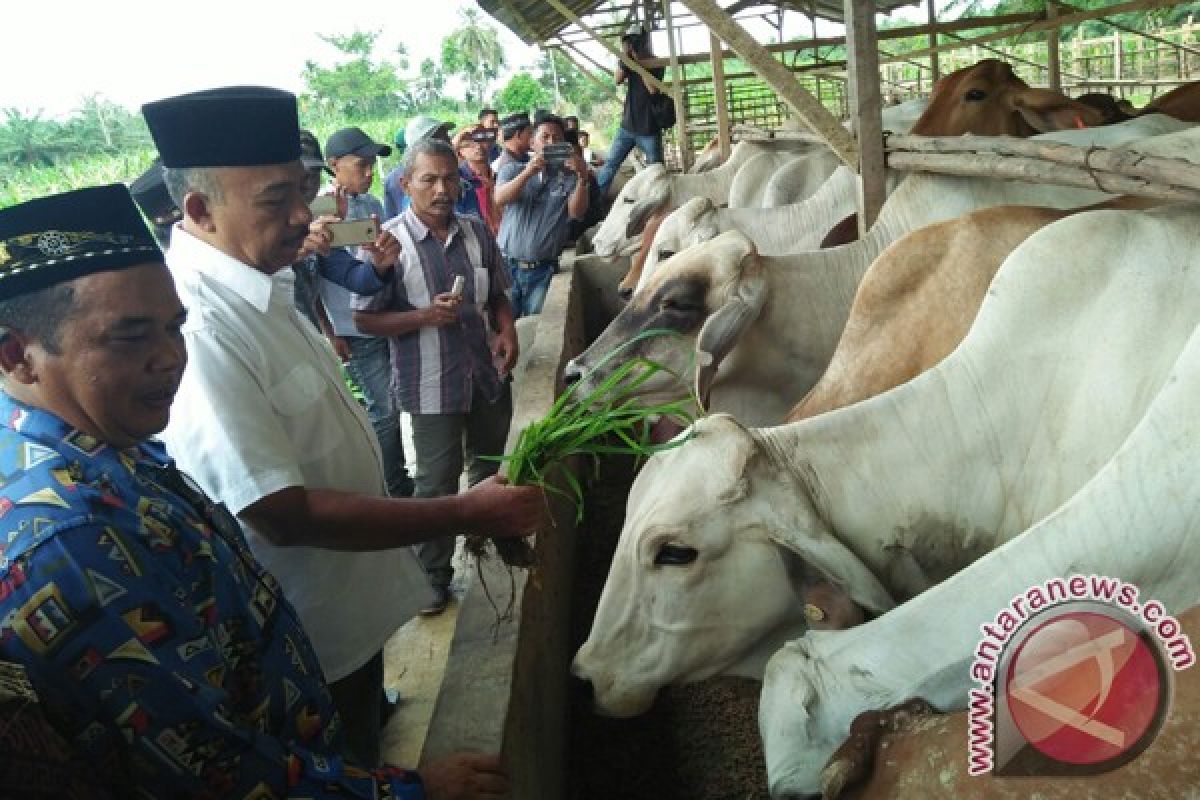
[626,181,671,238]
[694,264,765,410]
[1013,90,1106,132]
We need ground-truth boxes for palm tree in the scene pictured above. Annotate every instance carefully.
[0,109,69,166]
[441,8,507,104]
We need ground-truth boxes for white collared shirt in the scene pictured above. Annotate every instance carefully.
[162,226,431,682]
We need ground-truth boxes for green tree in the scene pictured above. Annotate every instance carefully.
[497,73,552,114]
[440,8,506,104]
[0,109,69,166]
[303,30,411,117]
[536,51,610,117]
[414,58,447,106]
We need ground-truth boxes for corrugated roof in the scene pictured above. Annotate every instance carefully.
[478,0,920,46]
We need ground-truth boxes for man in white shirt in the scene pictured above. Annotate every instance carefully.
[143,86,546,779]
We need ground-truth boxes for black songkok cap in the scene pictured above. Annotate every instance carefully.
[129,157,180,223]
[500,112,531,139]
[0,185,163,301]
[141,86,301,168]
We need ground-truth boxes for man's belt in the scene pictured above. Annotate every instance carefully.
[510,257,558,270]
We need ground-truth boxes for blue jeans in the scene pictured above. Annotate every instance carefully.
[507,259,555,318]
[596,127,665,193]
[344,336,415,497]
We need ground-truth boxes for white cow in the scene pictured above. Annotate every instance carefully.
[572,203,1200,734]
[567,116,1197,426]
[591,139,823,258]
[633,113,1193,292]
[762,215,1200,798]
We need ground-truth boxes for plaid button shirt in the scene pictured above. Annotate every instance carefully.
[355,209,511,415]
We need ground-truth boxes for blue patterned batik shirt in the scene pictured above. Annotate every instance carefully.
[0,393,424,799]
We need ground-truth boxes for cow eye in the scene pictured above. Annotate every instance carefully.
[965,88,987,102]
[661,296,702,314]
[657,249,676,261]
[655,544,699,566]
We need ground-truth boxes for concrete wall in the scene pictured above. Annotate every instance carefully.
[420,254,595,799]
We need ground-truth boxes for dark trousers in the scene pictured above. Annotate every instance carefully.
[411,383,513,589]
[328,650,384,767]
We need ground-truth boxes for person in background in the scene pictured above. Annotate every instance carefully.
[563,114,580,132]
[491,111,532,174]
[145,85,546,770]
[494,113,589,317]
[129,156,181,246]
[578,130,603,168]
[353,138,518,618]
[0,183,511,799]
[478,107,502,162]
[382,127,407,220]
[595,26,666,195]
[384,115,454,219]
[300,127,416,501]
[455,124,500,235]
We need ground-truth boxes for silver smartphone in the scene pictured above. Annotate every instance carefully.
[327,218,379,247]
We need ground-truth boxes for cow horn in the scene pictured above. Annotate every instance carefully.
[694,274,766,411]
[626,180,671,239]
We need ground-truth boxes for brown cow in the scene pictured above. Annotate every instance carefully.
[1144,79,1200,122]
[911,59,1105,136]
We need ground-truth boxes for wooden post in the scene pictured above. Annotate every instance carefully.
[1046,0,1062,90]
[662,0,693,170]
[845,0,886,230]
[928,0,940,83]
[1113,29,1123,81]
[677,0,859,167]
[711,32,732,160]
[543,0,670,94]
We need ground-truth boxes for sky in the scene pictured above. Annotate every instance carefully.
[0,0,541,118]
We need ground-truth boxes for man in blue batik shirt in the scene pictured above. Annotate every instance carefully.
[0,185,511,798]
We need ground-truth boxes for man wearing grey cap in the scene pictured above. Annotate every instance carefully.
[143,85,545,779]
[384,115,454,219]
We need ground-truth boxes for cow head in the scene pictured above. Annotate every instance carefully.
[591,164,672,257]
[911,59,1104,136]
[1144,80,1200,123]
[563,231,765,413]
[571,415,896,718]
[632,197,722,294]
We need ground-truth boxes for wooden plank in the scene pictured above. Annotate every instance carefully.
[496,0,541,44]
[711,31,732,161]
[552,44,624,103]
[927,0,940,82]
[543,0,670,94]
[662,0,692,170]
[620,11,1045,67]
[678,0,860,168]
[845,0,886,230]
[1046,0,1062,91]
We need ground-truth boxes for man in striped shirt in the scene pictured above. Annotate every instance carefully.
[353,138,518,616]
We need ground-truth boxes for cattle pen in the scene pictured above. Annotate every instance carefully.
[395,2,1200,799]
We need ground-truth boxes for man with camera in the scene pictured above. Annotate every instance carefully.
[494,114,589,318]
[478,107,502,162]
[595,26,666,195]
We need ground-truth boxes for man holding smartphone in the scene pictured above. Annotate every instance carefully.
[313,127,416,500]
[595,26,666,195]
[494,114,589,317]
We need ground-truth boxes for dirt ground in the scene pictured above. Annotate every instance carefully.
[566,456,770,800]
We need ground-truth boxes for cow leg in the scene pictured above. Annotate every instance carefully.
[819,698,935,800]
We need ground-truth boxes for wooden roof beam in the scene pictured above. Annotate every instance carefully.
[544,0,671,93]
[678,0,860,168]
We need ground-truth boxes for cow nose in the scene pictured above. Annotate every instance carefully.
[563,361,583,385]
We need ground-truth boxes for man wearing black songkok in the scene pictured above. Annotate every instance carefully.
[142,86,544,793]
